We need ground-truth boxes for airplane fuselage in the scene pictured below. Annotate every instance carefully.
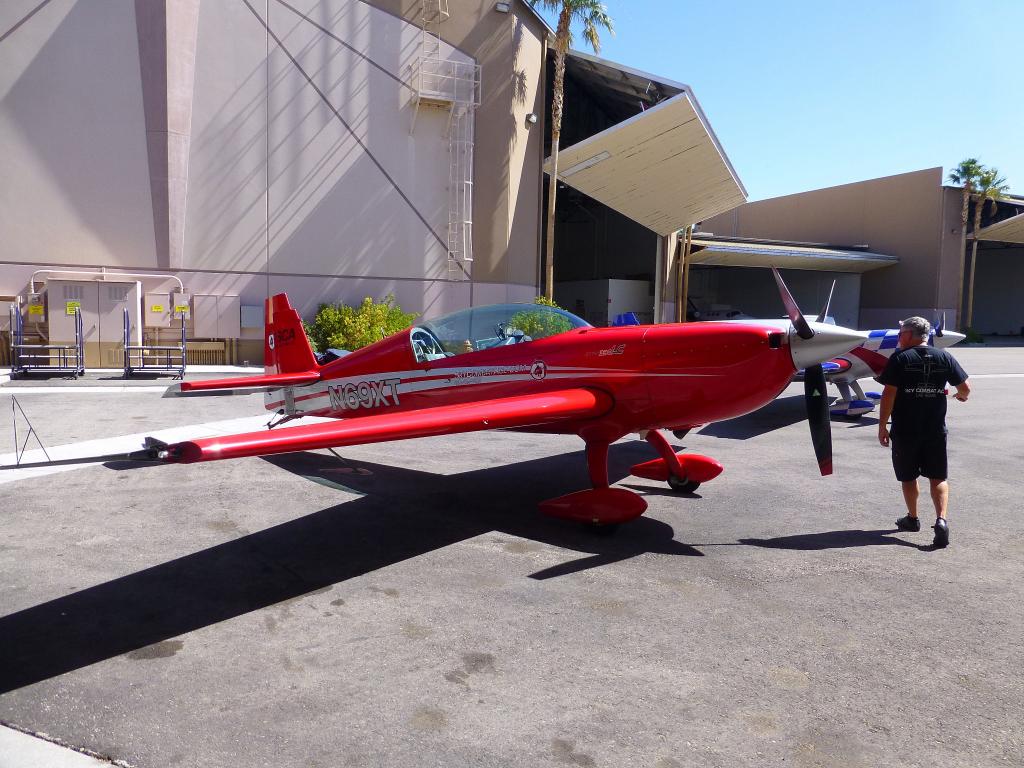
[265,322,798,442]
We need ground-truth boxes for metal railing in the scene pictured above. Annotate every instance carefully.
[8,304,85,378]
[122,308,186,379]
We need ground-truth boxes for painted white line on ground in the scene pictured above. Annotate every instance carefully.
[967,373,1024,378]
[0,387,171,394]
[0,415,333,486]
[0,725,121,768]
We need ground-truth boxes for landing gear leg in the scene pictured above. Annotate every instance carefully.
[586,440,610,489]
[538,438,648,527]
[644,430,701,493]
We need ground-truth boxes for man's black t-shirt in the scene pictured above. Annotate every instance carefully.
[877,345,968,437]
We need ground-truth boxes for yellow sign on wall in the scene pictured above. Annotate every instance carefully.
[173,304,189,313]
[65,301,81,316]
[28,304,44,316]
[150,304,165,313]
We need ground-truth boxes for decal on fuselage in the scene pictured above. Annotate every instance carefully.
[328,378,401,411]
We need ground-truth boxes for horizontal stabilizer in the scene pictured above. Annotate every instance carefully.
[164,371,321,398]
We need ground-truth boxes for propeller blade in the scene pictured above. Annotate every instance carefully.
[936,312,945,337]
[804,363,833,476]
[771,267,814,340]
[815,280,837,323]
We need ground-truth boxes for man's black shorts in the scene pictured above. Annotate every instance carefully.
[891,431,947,481]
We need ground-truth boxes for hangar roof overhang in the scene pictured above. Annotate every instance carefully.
[976,211,1024,244]
[687,238,899,273]
[544,51,747,236]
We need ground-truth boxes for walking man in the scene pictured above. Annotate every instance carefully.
[877,317,970,548]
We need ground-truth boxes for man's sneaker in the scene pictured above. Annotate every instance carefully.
[933,519,950,548]
[895,514,921,532]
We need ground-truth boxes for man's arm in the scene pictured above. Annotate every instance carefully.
[878,384,897,447]
[954,379,970,402]
[947,354,970,402]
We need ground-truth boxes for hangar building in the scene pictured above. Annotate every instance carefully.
[0,0,743,366]
[695,167,1024,334]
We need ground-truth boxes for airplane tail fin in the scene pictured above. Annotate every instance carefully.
[265,294,318,375]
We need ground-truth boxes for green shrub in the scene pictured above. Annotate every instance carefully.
[963,327,985,344]
[303,295,417,352]
[509,296,573,340]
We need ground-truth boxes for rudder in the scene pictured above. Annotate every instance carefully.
[265,294,318,375]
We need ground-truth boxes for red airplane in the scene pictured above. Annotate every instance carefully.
[78,268,855,529]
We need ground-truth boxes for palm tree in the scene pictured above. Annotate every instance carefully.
[948,158,983,330]
[965,167,1010,330]
[531,0,614,300]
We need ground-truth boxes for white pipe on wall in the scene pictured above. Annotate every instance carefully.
[29,269,184,294]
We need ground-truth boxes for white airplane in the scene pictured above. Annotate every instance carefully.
[716,281,966,419]
[817,315,965,418]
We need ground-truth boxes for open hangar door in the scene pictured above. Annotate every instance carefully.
[543,51,746,325]
[677,236,900,328]
[973,204,1024,335]
[685,266,860,327]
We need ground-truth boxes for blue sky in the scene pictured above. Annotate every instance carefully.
[531,0,1024,201]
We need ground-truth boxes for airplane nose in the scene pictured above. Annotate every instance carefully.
[789,321,868,370]
[937,330,967,347]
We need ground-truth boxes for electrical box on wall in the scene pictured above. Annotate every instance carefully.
[172,293,191,320]
[48,281,90,343]
[26,292,46,324]
[145,293,171,328]
[192,294,241,338]
[240,304,265,329]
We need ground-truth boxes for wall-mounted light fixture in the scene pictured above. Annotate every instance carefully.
[494,1,511,12]
[525,112,538,126]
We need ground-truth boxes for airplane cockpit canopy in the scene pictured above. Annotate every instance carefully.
[414,303,590,360]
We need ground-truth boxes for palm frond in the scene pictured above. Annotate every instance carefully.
[948,157,983,187]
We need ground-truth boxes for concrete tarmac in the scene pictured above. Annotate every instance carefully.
[0,347,1021,767]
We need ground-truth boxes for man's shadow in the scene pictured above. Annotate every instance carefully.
[0,442,701,694]
[739,529,929,551]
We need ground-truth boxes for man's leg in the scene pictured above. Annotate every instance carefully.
[892,434,922,531]
[929,479,948,520]
[901,480,919,518]
[930,478,950,547]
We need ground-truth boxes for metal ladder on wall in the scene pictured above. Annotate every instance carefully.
[8,304,85,378]
[411,0,480,277]
[122,308,186,379]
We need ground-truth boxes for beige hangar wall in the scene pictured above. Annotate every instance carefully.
[0,0,157,271]
[702,168,955,328]
[0,0,547,343]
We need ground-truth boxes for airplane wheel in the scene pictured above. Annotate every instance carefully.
[668,475,701,493]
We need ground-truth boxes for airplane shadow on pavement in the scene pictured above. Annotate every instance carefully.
[698,394,808,440]
[0,442,701,694]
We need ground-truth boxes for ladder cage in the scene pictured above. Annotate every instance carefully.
[411,0,480,277]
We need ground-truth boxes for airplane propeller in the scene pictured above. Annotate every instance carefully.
[770,269,858,476]
[815,279,837,324]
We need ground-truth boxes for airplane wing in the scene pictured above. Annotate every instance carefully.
[163,371,322,397]
[149,388,613,463]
